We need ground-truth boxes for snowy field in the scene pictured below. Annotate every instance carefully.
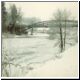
[2,33,60,77]
[2,27,78,77]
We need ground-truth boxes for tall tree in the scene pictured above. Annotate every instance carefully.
[54,9,71,52]
[10,4,18,33]
[1,2,7,32]
[54,9,64,52]
[9,4,23,34]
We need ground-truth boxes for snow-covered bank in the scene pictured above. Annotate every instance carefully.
[26,44,78,77]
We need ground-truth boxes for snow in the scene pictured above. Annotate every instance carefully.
[2,34,60,77]
[2,31,78,77]
[2,38,59,66]
[33,33,49,37]
[36,28,49,31]
[26,44,78,77]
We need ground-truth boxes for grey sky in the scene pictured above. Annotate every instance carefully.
[5,2,78,21]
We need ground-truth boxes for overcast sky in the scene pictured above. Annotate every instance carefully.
[5,2,78,21]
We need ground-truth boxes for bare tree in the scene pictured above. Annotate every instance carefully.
[54,9,71,52]
[54,9,64,52]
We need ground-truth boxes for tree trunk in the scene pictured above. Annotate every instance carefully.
[60,24,63,52]
[64,20,66,50]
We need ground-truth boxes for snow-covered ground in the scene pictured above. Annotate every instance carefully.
[2,33,60,77]
[26,44,78,77]
[2,31,78,77]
